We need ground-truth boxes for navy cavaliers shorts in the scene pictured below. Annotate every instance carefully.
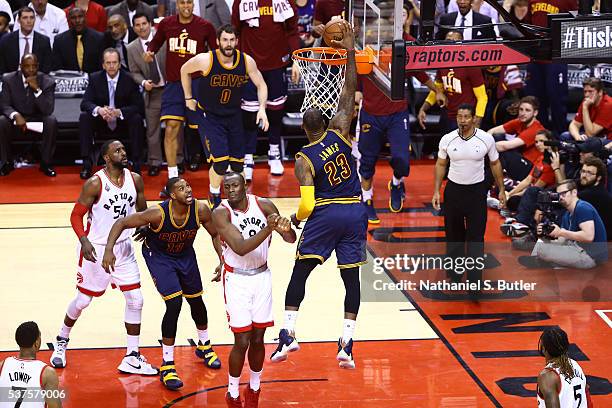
[161,79,201,127]
[241,67,287,112]
[200,110,245,163]
[296,202,368,268]
[142,245,203,300]
[358,109,411,180]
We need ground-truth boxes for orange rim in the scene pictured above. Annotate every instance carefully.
[292,47,348,65]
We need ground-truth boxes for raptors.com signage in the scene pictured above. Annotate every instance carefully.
[552,15,612,63]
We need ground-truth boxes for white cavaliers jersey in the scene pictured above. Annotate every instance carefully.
[86,168,137,245]
[537,359,588,408]
[220,195,270,270]
[0,357,47,408]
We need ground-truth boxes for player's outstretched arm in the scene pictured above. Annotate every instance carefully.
[71,175,102,262]
[328,20,356,138]
[132,173,147,211]
[257,197,297,243]
[180,52,211,112]
[212,207,278,256]
[41,366,62,408]
[102,206,163,272]
[291,156,315,226]
[245,54,269,131]
[537,369,561,408]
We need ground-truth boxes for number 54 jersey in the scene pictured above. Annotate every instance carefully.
[295,129,368,269]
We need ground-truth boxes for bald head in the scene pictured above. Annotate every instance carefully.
[20,53,39,77]
[108,14,128,40]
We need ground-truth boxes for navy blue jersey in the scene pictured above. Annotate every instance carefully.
[198,49,249,116]
[296,129,361,202]
[146,200,200,257]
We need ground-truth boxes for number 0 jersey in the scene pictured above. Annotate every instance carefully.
[145,200,200,258]
[86,168,137,245]
[295,129,361,203]
[198,49,249,116]
[537,359,589,408]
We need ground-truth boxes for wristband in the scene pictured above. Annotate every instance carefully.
[185,97,194,100]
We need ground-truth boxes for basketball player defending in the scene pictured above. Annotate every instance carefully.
[0,322,62,408]
[270,21,367,369]
[103,177,223,390]
[537,327,592,408]
[50,140,157,376]
[180,24,269,209]
[212,172,296,407]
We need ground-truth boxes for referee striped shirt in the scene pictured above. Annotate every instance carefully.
[438,128,499,185]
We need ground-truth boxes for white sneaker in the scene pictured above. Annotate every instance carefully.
[117,351,159,376]
[336,338,355,369]
[50,336,69,368]
[486,197,501,210]
[269,329,300,362]
[268,150,284,176]
[244,163,254,182]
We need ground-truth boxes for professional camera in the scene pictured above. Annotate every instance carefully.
[536,190,561,238]
[543,138,611,165]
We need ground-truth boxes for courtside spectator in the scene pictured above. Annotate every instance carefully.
[296,0,316,47]
[109,0,154,28]
[437,0,496,40]
[103,14,137,70]
[14,0,69,46]
[0,11,10,41]
[0,0,12,28]
[53,7,104,73]
[565,77,612,141]
[65,0,107,32]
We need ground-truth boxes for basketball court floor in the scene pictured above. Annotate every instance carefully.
[1,162,611,407]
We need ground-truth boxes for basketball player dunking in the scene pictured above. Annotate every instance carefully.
[103,177,223,390]
[212,172,295,407]
[180,24,269,209]
[270,21,367,369]
[0,322,62,408]
[50,140,158,376]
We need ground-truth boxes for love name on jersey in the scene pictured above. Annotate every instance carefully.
[8,371,32,383]
[210,73,248,87]
[169,32,197,57]
[318,142,340,161]
[238,216,267,237]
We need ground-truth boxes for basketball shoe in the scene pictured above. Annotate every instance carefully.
[159,361,183,390]
[195,340,221,369]
[269,329,300,362]
[50,336,69,368]
[244,387,260,408]
[388,181,405,212]
[268,147,284,176]
[226,392,243,407]
[117,351,158,375]
[336,338,355,369]
[363,199,380,224]
[244,155,254,182]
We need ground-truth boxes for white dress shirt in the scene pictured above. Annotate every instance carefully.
[448,0,500,38]
[93,73,124,120]
[18,31,33,62]
[13,2,69,45]
[454,9,474,40]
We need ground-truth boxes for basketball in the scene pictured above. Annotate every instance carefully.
[323,19,345,47]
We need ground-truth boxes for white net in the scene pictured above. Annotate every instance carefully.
[292,48,347,119]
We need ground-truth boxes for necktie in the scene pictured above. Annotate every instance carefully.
[76,34,84,71]
[145,41,161,84]
[460,16,466,27]
[108,80,117,131]
[24,37,30,56]
[116,41,126,68]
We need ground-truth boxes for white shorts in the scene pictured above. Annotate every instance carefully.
[223,268,274,333]
[76,239,140,297]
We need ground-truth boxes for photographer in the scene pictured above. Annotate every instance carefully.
[525,179,608,269]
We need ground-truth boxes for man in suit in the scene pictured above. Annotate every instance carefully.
[0,7,52,74]
[109,0,154,29]
[0,54,57,176]
[52,7,104,73]
[14,0,69,46]
[194,0,230,29]
[103,14,137,70]
[437,0,496,40]
[127,12,171,177]
[79,48,145,179]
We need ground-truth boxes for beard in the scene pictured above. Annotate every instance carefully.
[221,47,234,57]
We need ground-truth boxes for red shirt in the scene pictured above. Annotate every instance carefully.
[528,0,577,28]
[65,1,107,33]
[502,118,545,163]
[232,0,301,71]
[313,0,345,24]
[574,94,612,140]
[530,155,555,186]
[436,67,484,119]
[147,15,217,82]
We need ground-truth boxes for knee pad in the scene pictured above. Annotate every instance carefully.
[243,110,258,131]
[229,160,244,173]
[340,267,361,315]
[185,296,208,326]
[123,289,144,324]
[162,296,183,339]
[67,291,93,320]
[212,159,229,175]
[390,156,410,178]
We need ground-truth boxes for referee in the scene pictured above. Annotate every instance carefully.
[432,104,506,283]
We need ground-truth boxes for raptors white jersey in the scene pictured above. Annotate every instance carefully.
[0,357,47,407]
[86,168,137,245]
[537,359,589,408]
[220,195,270,270]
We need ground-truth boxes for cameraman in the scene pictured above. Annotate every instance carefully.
[529,179,607,269]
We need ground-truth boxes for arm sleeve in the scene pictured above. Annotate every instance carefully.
[424,89,437,106]
[473,84,488,117]
[296,186,315,221]
[70,202,89,239]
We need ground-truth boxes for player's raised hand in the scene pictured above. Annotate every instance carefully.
[80,237,97,263]
[101,248,115,273]
[330,20,355,50]
[275,216,292,233]
[212,263,222,282]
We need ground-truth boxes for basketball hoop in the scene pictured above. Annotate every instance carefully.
[292,47,374,119]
